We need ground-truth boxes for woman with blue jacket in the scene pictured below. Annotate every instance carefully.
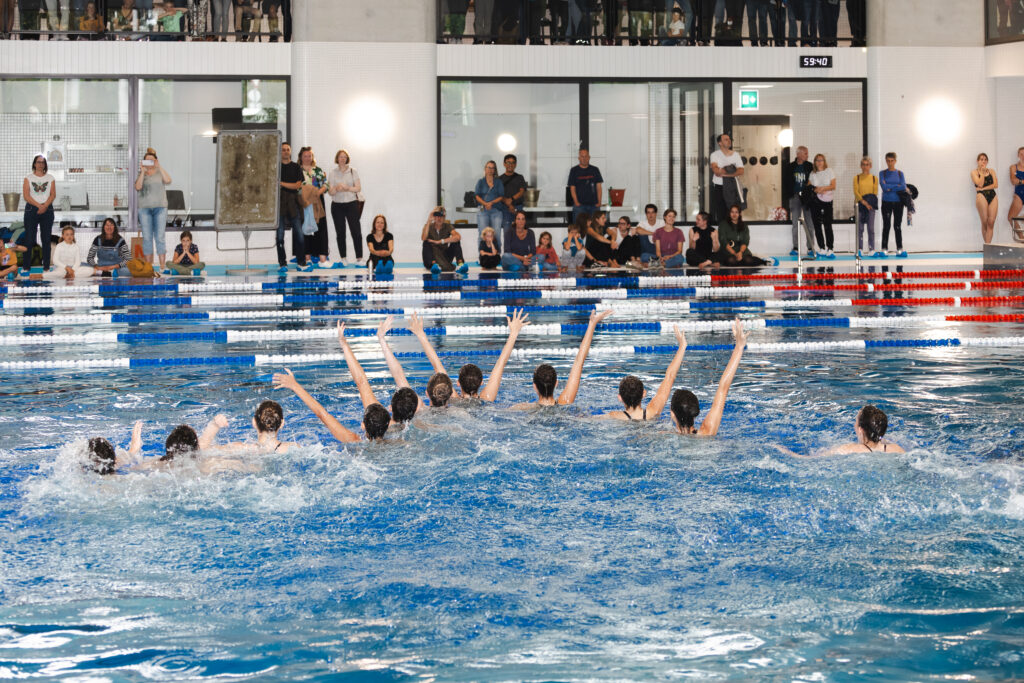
[879,152,908,257]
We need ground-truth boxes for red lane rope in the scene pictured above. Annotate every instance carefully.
[711,268,1024,283]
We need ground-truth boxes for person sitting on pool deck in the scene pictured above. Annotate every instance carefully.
[669,318,747,436]
[407,308,530,402]
[201,400,298,454]
[273,368,392,443]
[336,320,419,429]
[600,324,687,421]
[376,314,454,410]
[124,418,258,472]
[512,309,614,409]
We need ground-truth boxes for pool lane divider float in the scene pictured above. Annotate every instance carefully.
[3,314,1021,347]
[3,335,1024,371]
[3,268,1024,298]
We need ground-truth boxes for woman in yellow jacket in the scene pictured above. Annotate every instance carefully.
[853,156,879,257]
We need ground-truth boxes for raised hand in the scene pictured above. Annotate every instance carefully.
[213,414,228,429]
[377,314,394,341]
[592,308,614,325]
[733,318,748,347]
[408,311,425,337]
[506,308,530,334]
[673,323,686,349]
[272,368,300,392]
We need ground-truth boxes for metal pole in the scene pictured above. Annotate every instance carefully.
[127,76,139,235]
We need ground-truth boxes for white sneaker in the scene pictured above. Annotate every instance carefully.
[826,249,834,257]
[317,260,333,269]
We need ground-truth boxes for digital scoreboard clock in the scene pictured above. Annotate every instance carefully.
[800,55,833,68]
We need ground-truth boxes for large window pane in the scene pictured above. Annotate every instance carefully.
[588,83,649,216]
[730,81,863,222]
[0,78,130,215]
[441,81,579,219]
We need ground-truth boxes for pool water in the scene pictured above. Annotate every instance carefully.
[2,272,1024,680]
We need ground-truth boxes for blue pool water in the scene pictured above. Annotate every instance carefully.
[2,272,1024,680]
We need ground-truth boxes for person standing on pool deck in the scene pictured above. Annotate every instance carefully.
[407,309,530,402]
[568,147,603,223]
[1008,146,1024,233]
[601,324,687,421]
[273,368,391,443]
[512,309,614,409]
[336,320,420,429]
[669,318,747,436]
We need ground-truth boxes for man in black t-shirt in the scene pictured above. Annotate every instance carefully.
[278,142,307,273]
[499,153,527,248]
[568,147,603,222]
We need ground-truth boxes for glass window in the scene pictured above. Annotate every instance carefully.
[730,81,863,221]
[0,78,130,215]
[440,81,579,221]
[986,0,1024,43]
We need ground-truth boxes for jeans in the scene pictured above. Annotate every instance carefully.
[786,0,802,45]
[746,0,768,44]
[881,201,904,251]
[818,0,838,45]
[856,205,876,252]
[663,253,685,268]
[501,253,529,269]
[277,211,306,267]
[571,204,597,223]
[477,208,503,251]
[537,254,558,271]
[789,194,815,251]
[802,0,818,45]
[211,0,232,34]
[498,205,517,250]
[137,206,167,259]
[330,200,362,260]
[768,0,784,44]
[22,205,54,269]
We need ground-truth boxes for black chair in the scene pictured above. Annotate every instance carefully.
[166,189,186,210]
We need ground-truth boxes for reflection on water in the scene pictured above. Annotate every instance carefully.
[2,347,1024,680]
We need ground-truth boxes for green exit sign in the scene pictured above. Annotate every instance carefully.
[739,90,759,111]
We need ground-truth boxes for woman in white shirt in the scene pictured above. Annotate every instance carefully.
[23,154,56,272]
[45,225,94,280]
[809,153,837,258]
[327,149,363,266]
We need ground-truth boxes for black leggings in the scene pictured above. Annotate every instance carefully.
[881,201,904,251]
[331,201,363,260]
[811,198,834,251]
[686,249,713,267]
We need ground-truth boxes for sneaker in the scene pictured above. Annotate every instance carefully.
[456,262,469,274]
[277,266,288,275]
[826,249,834,258]
[430,263,442,274]
[872,250,885,258]
[5,272,15,281]
[298,264,314,273]
[191,268,202,276]
[897,250,908,258]
[162,268,173,275]
[111,268,119,278]
[333,261,346,269]
[317,260,334,269]
[289,257,297,264]
[789,249,798,256]
[768,256,779,266]
[803,252,816,260]
[887,250,898,257]
[310,256,319,264]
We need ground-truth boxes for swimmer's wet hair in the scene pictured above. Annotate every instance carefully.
[363,403,391,440]
[427,372,453,407]
[671,389,700,431]
[458,363,483,396]
[391,387,418,423]
[858,404,888,443]
[533,364,557,398]
[162,424,199,461]
[619,375,644,409]
[87,437,115,475]
[254,400,283,434]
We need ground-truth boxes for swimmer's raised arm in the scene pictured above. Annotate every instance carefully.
[117,420,144,466]
[479,308,530,403]
[272,368,360,443]
[557,309,613,405]
[337,321,380,410]
[377,315,424,412]
[408,311,452,394]
[198,414,228,450]
[698,318,747,437]
[646,324,686,420]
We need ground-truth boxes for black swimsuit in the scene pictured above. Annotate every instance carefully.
[978,173,996,204]
[623,408,647,421]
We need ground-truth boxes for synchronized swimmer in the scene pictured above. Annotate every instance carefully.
[80,312,904,474]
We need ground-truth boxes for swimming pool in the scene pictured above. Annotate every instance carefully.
[2,267,1024,680]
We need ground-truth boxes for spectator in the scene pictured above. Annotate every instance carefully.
[502,210,537,271]
[478,226,501,270]
[561,222,586,272]
[853,156,879,256]
[879,151,907,257]
[277,142,308,273]
[801,0,818,46]
[636,202,662,262]
[109,0,139,33]
[568,147,603,222]
[421,206,468,274]
[475,160,505,251]
[786,0,802,46]
[442,0,468,40]
[234,0,260,40]
[187,0,209,36]
[134,147,170,270]
[662,7,685,44]
[767,0,785,45]
[614,216,644,268]
[156,0,184,36]
[1,235,23,280]
[585,210,618,268]
[685,210,719,268]
[498,153,526,248]
[264,0,282,40]
[847,0,866,46]
[654,208,685,268]
[45,225,94,280]
[209,0,231,39]
[298,146,331,268]
[785,145,816,258]
[710,133,743,223]
[535,231,561,272]
[746,0,768,45]
[327,149,362,267]
[87,218,131,276]
[16,0,42,38]
[819,0,839,46]
[23,154,55,272]
[568,0,591,43]
[809,152,836,258]
[366,214,394,274]
[717,205,774,266]
[167,230,205,275]
[1007,146,1024,236]
[79,1,103,34]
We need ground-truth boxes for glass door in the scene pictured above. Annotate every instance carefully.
[668,82,722,222]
